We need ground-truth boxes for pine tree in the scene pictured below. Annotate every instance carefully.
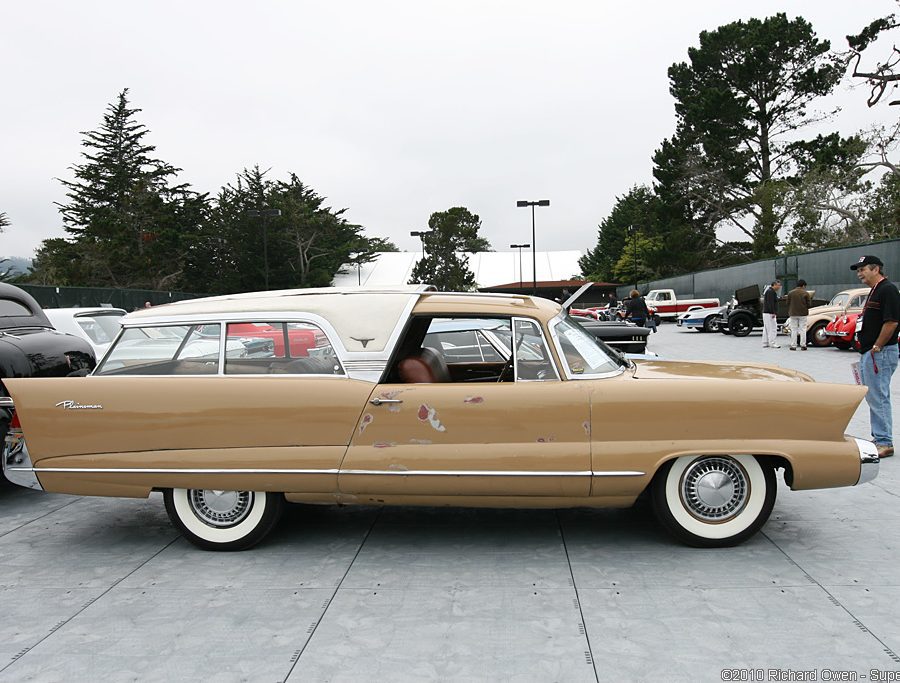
[408,207,488,291]
[33,89,207,288]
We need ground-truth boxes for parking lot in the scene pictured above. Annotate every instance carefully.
[1,322,899,683]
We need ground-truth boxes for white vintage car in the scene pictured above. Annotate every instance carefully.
[43,307,126,357]
[1,285,878,551]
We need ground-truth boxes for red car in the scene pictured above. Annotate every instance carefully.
[824,313,859,351]
[226,322,329,357]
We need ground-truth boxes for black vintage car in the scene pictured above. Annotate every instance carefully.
[572,318,652,354]
[723,284,827,337]
[0,283,96,481]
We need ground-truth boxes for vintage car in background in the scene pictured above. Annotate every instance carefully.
[44,307,126,357]
[722,284,827,337]
[1,285,878,551]
[676,304,727,332]
[0,285,97,482]
[783,288,869,348]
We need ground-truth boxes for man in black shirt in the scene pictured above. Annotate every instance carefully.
[852,255,900,458]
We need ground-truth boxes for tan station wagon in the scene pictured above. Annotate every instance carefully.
[1,286,879,550]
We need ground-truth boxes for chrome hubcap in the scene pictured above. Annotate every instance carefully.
[680,458,749,522]
[189,489,253,528]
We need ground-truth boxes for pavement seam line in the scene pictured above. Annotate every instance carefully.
[556,510,600,683]
[0,497,82,540]
[761,529,900,663]
[0,533,181,674]
[281,508,383,683]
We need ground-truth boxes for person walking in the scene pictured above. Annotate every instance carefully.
[623,289,649,327]
[786,280,812,350]
[762,280,782,348]
[852,255,899,458]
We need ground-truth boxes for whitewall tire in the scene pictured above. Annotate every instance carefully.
[651,454,776,547]
[164,488,284,551]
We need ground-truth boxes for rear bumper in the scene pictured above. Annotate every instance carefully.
[2,431,42,491]
[855,438,880,486]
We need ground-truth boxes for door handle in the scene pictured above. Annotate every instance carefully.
[369,398,402,406]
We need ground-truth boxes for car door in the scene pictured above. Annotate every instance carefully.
[339,317,591,498]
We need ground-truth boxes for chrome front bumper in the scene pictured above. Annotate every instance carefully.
[854,438,880,486]
[2,431,42,490]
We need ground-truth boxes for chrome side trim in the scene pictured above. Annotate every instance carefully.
[23,467,645,478]
[29,467,341,475]
[854,437,880,485]
[0,397,14,408]
[2,438,43,490]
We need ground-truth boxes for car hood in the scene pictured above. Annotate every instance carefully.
[631,359,813,382]
[808,304,844,318]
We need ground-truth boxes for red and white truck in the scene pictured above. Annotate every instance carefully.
[643,289,720,320]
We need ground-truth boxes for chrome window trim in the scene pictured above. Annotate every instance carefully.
[511,316,560,382]
[548,315,625,380]
[96,316,349,378]
[23,466,645,477]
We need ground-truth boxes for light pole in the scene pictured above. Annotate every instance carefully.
[246,208,282,290]
[410,230,432,261]
[627,224,638,290]
[348,252,362,285]
[516,199,549,295]
[510,243,530,290]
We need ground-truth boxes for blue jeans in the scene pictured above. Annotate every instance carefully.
[860,348,899,446]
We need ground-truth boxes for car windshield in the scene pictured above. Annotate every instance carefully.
[829,293,849,308]
[553,317,620,376]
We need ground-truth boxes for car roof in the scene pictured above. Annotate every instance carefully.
[123,287,562,354]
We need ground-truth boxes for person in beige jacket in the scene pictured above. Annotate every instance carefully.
[786,280,813,350]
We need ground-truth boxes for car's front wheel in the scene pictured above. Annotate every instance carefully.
[651,454,776,547]
[703,316,721,333]
[164,488,284,551]
[809,321,830,348]
[728,314,754,337]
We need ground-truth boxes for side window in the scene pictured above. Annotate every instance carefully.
[96,324,221,375]
[0,299,32,316]
[224,322,343,375]
[513,319,558,381]
[657,291,671,301]
[422,319,511,365]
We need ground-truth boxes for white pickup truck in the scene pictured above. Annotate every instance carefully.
[643,289,720,321]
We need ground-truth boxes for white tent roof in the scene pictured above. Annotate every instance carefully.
[333,251,584,288]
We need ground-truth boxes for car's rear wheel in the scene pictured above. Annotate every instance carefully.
[809,321,830,348]
[164,488,284,551]
[651,454,776,547]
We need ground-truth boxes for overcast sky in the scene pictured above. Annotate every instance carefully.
[2,1,895,260]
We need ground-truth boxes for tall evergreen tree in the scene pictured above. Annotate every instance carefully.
[408,207,488,291]
[666,14,843,257]
[32,89,207,288]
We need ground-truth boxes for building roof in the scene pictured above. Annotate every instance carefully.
[332,251,585,289]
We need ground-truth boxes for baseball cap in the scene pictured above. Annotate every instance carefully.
[850,255,884,270]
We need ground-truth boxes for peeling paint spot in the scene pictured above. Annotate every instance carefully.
[463,396,484,404]
[409,438,433,445]
[388,403,402,413]
[374,442,396,449]
[359,413,374,433]
[536,436,556,443]
[388,463,409,471]
[380,390,402,399]
[582,421,591,436]
[417,403,447,432]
